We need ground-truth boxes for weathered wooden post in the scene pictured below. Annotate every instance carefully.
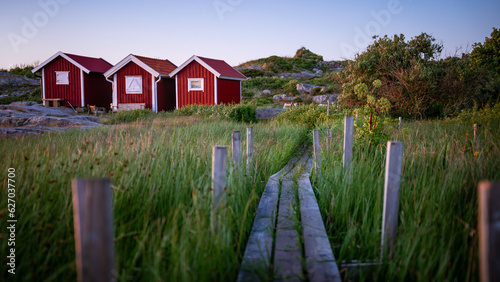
[232,131,241,167]
[343,116,354,170]
[212,146,227,207]
[478,182,500,282]
[327,100,330,116]
[325,129,332,150]
[72,178,115,282]
[399,117,402,130]
[247,127,253,172]
[380,141,403,259]
[313,130,321,173]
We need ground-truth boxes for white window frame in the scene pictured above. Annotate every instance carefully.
[188,78,204,91]
[55,71,69,85]
[125,76,143,94]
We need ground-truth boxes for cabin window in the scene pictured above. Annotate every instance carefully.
[125,76,142,94]
[188,78,204,91]
[55,71,69,85]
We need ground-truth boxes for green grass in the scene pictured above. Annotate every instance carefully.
[312,117,500,281]
[0,116,308,281]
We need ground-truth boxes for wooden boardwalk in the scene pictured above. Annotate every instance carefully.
[238,151,341,282]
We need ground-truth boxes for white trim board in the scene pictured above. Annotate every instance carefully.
[104,54,161,79]
[169,55,245,81]
[32,51,92,74]
[80,69,85,106]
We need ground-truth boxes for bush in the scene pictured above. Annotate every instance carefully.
[228,105,257,123]
[275,104,342,128]
[243,96,275,107]
[238,69,271,78]
[242,77,289,90]
[311,87,322,95]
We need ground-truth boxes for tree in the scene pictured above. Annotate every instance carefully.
[470,27,500,74]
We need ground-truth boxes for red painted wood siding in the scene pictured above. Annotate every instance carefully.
[116,62,152,109]
[177,61,215,108]
[217,78,240,105]
[43,56,82,107]
[84,72,112,108]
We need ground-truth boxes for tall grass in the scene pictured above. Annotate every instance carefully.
[0,116,307,281]
[312,118,499,281]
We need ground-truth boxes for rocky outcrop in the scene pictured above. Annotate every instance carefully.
[0,72,39,87]
[0,72,40,98]
[311,94,340,105]
[0,103,101,136]
[273,94,296,102]
[256,108,285,119]
[296,83,328,94]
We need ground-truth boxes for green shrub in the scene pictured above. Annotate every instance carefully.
[275,104,342,128]
[242,88,255,98]
[242,77,289,90]
[311,87,322,95]
[238,69,271,78]
[243,96,275,107]
[228,104,257,123]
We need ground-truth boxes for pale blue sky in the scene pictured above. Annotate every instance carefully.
[1,0,499,69]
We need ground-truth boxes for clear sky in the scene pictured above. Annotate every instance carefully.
[1,0,499,69]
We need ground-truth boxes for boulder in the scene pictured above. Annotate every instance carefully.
[273,94,296,102]
[296,83,316,94]
[0,103,101,136]
[263,89,272,95]
[311,94,340,105]
[300,70,317,79]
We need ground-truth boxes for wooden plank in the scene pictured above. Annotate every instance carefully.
[247,127,253,172]
[274,177,303,282]
[478,182,500,282]
[238,152,308,282]
[212,146,227,207]
[298,174,341,282]
[343,116,354,170]
[233,131,241,167]
[238,177,280,281]
[72,179,115,282]
[313,130,321,174]
[381,141,403,259]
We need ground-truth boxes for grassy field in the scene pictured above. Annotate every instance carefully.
[312,116,499,281]
[0,116,307,281]
[1,103,498,281]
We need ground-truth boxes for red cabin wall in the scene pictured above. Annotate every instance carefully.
[157,78,176,112]
[84,72,112,108]
[116,62,152,109]
[176,61,215,108]
[43,56,82,107]
[217,78,241,105]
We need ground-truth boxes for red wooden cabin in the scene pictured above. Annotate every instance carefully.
[104,54,177,112]
[169,55,246,109]
[32,51,112,108]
